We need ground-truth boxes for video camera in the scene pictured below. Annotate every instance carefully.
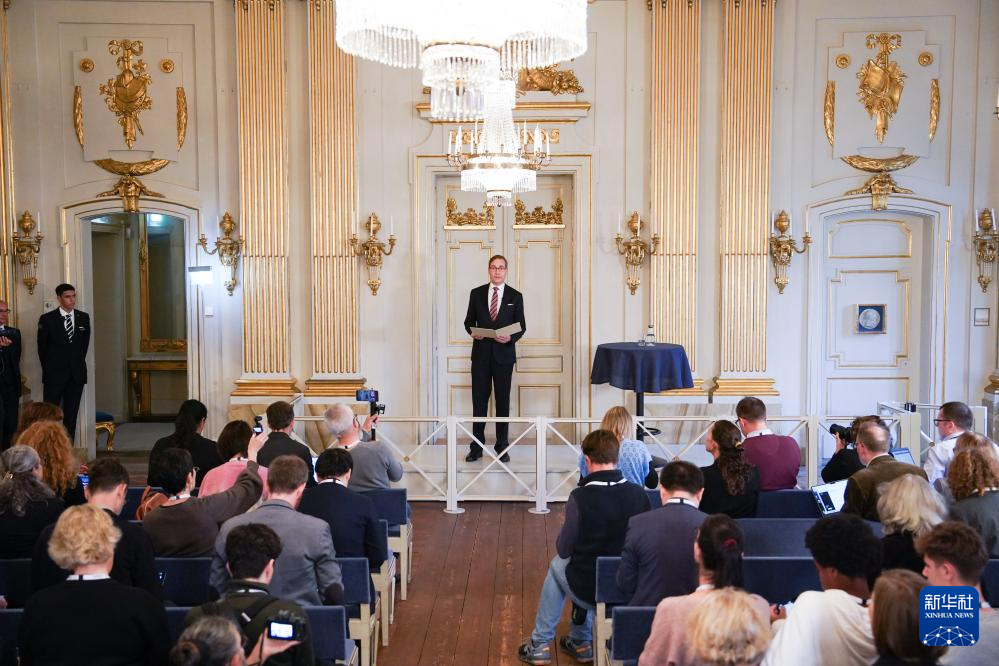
[356,389,386,416]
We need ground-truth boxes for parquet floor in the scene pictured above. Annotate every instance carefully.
[381,501,579,666]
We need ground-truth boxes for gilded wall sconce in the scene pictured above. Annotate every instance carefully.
[768,210,811,295]
[615,211,660,295]
[197,212,244,296]
[974,208,998,293]
[12,211,42,295]
[350,213,396,296]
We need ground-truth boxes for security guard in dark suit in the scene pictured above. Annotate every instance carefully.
[37,283,91,440]
[463,255,527,462]
[0,300,21,449]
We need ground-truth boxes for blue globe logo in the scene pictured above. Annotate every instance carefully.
[923,626,977,646]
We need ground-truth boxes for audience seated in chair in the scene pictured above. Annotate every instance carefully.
[200,420,270,499]
[258,401,316,488]
[212,455,343,607]
[924,401,977,485]
[171,615,299,666]
[877,474,947,573]
[325,403,402,492]
[684,587,772,666]
[640,515,768,666]
[735,397,800,490]
[934,433,999,503]
[870,569,947,666]
[10,401,63,446]
[700,420,760,518]
[821,415,884,483]
[19,420,85,506]
[947,447,999,557]
[32,457,161,599]
[917,522,999,666]
[187,523,313,666]
[148,399,223,488]
[143,446,263,556]
[299,447,387,572]
[578,406,656,488]
[0,445,63,558]
[617,460,707,606]
[762,513,881,666]
[517,429,650,665]
[843,421,926,521]
[18,504,170,665]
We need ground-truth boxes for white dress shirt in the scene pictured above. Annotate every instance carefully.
[763,589,876,666]
[59,307,75,330]
[744,428,774,438]
[924,431,965,485]
[486,282,506,311]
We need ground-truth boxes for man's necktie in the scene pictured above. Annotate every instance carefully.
[64,314,74,343]
[490,287,499,321]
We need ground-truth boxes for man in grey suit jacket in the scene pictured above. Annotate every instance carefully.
[616,461,708,606]
[211,455,343,606]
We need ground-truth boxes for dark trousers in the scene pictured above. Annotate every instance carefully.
[43,379,84,442]
[470,354,514,454]
[0,383,17,450]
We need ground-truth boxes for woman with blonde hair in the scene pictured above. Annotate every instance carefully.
[869,569,947,665]
[948,447,999,556]
[0,445,63,558]
[578,405,655,487]
[18,420,85,506]
[17,504,170,664]
[685,588,771,665]
[877,474,947,572]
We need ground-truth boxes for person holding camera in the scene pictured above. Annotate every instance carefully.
[171,616,300,666]
[325,403,403,492]
[188,523,313,666]
[821,416,884,483]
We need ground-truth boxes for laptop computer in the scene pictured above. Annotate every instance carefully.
[811,479,848,516]
[890,448,916,465]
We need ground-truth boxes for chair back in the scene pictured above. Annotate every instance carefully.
[596,557,627,605]
[361,488,408,526]
[0,559,32,608]
[0,609,21,666]
[306,605,353,662]
[156,557,213,606]
[983,559,999,607]
[743,556,820,603]
[756,491,819,518]
[165,606,191,643]
[336,557,373,607]
[645,489,661,508]
[610,606,656,665]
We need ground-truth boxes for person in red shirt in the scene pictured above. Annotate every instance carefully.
[735,397,801,490]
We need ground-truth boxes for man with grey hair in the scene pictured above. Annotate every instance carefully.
[842,421,926,521]
[324,403,403,492]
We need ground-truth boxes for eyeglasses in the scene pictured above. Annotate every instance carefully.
[933,419,952,425]
[489,265,507,271]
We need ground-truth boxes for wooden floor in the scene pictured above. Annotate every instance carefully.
[381,501,580,666]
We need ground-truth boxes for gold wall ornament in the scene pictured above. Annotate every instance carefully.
[857,33,905,144]
[92,158,169,212]
[349,213,396,296]
[514,197,564,227]
[11,211,42,295]
[974,209,998,293]
[835,54,851,69]
[768,210,811,295]
[928,78,939,141]
[615,212,660,295]
[79,58,94,73]
[176,87,187,149]
[198,212,245,296]
[918,51,934,67]
[445,197,495,227]
[99,39,153,149]
[517,64,584,96]
[841,153,917,211]
[823,81,835,146]
[159,59,175,73]
[73,86,84,146]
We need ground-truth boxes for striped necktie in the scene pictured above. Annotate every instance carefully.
[489,287,499,321]
[64,314,74,342]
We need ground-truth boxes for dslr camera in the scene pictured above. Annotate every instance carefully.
[266,609,306,641]
[356,389,386,416]
[829,423,855,445]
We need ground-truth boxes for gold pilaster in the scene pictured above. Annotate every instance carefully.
[308,0,359,377]
[649,0,704,392]
[233,0,296,389]
[715,0,776,392]
[0,6,14,311]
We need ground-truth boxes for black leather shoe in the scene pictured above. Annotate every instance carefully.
[499,452,510,463]
[465,450,482,462]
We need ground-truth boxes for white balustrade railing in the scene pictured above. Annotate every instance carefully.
[293,411,926,514]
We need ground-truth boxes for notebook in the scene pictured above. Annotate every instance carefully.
[811,479,848,516]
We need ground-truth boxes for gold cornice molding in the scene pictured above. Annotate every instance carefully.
[303,378,367,398]
[711,377,780,397]
[232,378,301,397]
[654,378,710,397]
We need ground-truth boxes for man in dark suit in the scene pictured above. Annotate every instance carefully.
[257,400,317,487]
[843,421,927,521]
[616,461,707,606]
[0,300,21,449]
[463,254,527,462]
[37,283,90,440]
[299,447,387,573]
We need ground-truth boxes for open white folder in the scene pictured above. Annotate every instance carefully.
[470,322,523,339]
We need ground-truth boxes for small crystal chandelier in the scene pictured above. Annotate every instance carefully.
[334,0,588,121]
[447,78,551,207]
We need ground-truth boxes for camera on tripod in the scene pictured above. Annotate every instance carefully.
[356,389,386,415]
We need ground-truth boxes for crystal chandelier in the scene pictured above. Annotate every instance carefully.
[334,0,588,120]
[447,78,551,207]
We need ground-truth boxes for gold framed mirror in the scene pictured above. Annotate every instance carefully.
[139,213,187,352]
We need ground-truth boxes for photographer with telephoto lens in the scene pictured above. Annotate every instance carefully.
[821,416,888,483]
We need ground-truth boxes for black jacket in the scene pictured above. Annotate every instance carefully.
[147,433,223,487]
[822,447,865,483]
[37,308,91,385]
[257,432,316,487]
[0,325,22,390]
[31,507,162,600]
[299,481,387,570]
[463,284,527,365]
